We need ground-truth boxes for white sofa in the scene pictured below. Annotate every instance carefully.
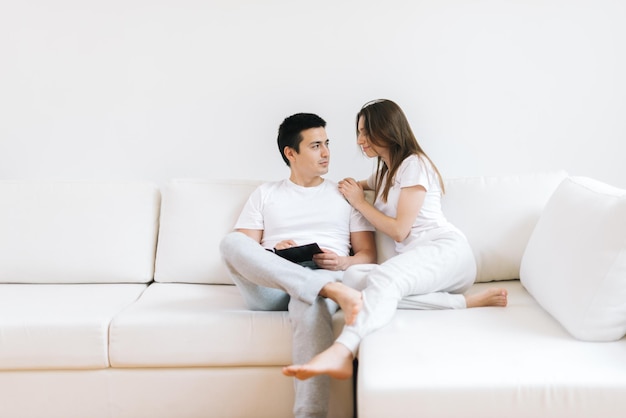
[1,172,625,418]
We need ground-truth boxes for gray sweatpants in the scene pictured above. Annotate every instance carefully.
[220,232,343,418]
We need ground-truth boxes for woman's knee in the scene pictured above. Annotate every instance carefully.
[342,264,376,290]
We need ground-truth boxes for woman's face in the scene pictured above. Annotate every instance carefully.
[357,115,387,159]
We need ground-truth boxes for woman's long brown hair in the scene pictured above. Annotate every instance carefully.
[357,99,445,202]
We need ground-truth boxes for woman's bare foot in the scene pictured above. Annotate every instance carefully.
[465,288,508,308]
[319,282,362,325]
[282,343,354,380]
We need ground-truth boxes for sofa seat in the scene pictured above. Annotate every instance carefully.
[357,280,626,418]
[109,282,347,367]
[0,283,146,370]
[107,282,353,418]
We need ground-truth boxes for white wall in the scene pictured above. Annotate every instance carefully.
[1,0,625,187]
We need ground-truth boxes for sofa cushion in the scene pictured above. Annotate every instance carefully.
[357,280,626,418]
[109,282,345,367]
[440,171,567,282]
[154,179,261,284]
[157,173,566,285]
[0,283,146,370]
[0,181,160,284]
[520,176,626,341]
[109,282,290,366]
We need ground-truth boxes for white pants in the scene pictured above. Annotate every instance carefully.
[337,229,477,354]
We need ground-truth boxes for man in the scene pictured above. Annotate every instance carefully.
[219,113,376,418]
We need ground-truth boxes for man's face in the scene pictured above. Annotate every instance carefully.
[287,127,330,179]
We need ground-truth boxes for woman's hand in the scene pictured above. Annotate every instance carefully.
[338,178,366,208]
[274,240,297,250]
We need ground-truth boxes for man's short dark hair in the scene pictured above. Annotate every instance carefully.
[277,113,326,166]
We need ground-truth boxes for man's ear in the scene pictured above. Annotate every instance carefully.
[284,146,297,163]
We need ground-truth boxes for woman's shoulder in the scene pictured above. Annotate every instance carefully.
[402,153,421,165]
[398,153,427,172]
[396,153,439,187]
[402,153,436,171]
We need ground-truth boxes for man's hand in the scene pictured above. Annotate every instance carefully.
[313,248,347,271]
[274,240,297,250]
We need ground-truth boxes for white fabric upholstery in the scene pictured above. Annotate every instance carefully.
[357,280,626,418]
[109,282,289,366]
[110,368,352,418]
[521,176,626,341]
[156,173,567,285]
[0,181,160,284]
[110,282,347,367]
[0,284,146,370]
[0,370,113,418]
[441,171,567,282]
[0,368,353,418]
[154,179,261,284]
[3,174,625,418]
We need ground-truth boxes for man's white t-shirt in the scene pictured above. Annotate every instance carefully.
[235,178,374,256]
[367,154,458,253]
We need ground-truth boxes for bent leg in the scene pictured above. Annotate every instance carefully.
[286,231,503,381]
[339,230,477,352]
[220,231,336,306]
[288,296,339,418]
[341,264,376,291]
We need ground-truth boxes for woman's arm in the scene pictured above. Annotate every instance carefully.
[339,178,425,242]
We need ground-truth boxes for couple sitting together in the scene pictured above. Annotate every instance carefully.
[219,99,508,418]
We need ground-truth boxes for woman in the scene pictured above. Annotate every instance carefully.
[283,99,507,380]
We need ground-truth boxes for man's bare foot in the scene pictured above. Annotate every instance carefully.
[282,343,353,380]
[465,288,508,308]
[319,282,362,325]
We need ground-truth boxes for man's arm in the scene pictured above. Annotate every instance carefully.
[347,230,377,266]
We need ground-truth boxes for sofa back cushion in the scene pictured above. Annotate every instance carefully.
[157,173,566,285]
[440,171,567,282]
[520,176,626,341]
[154,179,261,284]
[0,181,160,284]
